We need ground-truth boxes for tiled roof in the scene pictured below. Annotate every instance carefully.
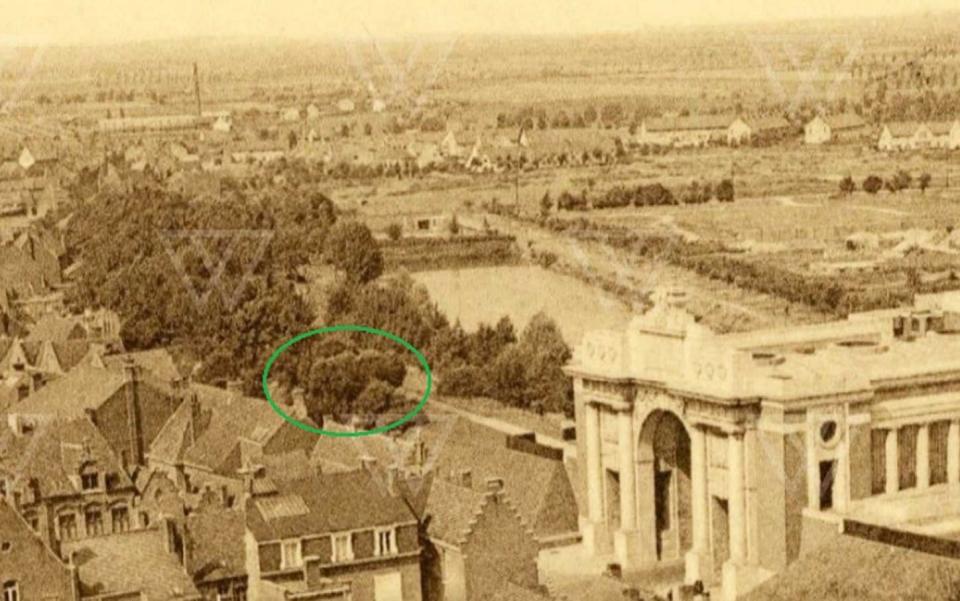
[103,348,181,383]
[422,477,487,545]
[245,470,415,541]
[186,507,247,583]
[64,528,202,600]
[927,120,958,136]
[884,122,924,138]
[0,416,134,499]
[742,116,792,131]
[644,115,733,133]
[431,439,579,539]
[742,533,960,601]
[823,113,866,131]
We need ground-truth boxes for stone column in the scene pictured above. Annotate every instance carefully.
[948,420,960,486]
[685,423,712,585]
[885,427,899,495]
[722,430,748,601]
[917,423,930,490]
[727,431,746,562]
[583,403,611,554]
[615,409,642,566]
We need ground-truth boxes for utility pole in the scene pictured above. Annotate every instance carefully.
[193,62,202,117]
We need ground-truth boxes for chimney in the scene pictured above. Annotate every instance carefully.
[290,387,307,419]
[456,469,472,488]
[386,465,400,496]
[123,356,144,467]
[360,456,378,473]
[485,477,504,502]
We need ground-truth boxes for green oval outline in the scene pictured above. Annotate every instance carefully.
[261,324,432,438]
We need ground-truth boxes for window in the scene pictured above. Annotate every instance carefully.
[2,581,18,601]
[111,506,130,533]
[140,512,150,528]
[81,471,99,491]
[0,478,7,497]
[332,533,353,562]
[375,527,397,556]
[280,539,302,569]
[85,507,104,536]
[0,542,11,553]
[58,513,77,540]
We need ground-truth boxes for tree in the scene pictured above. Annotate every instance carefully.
[353,380,395,424]
[386,223,403,241]
[862,175,884,194]
[716,179,735,203]
[839,175,856,195]
[919,173,932,194]
[539,192,553,217]
[324,221,383,283]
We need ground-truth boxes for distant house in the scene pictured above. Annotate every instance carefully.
[419,478,540,601]
[280,108,301,122]
[440,131,462,158]
[0,500,79,601]
[640,115,731,147]
[243,469,422,601]
[804,113,867,145]
[337,99,356,114]
[98,114,203,135]
[877,122,930,151]
[928,120,960,149]
[372,99,387,113]
[727,116,793,146]
[212,114,233,133]
[306,104,322,121]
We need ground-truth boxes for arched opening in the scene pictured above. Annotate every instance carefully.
[638,410,692,562]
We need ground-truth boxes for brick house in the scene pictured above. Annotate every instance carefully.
[0,499,79,601]
[243,468,422,601]
[148,383,318,510]
[0,416,142,546]
[7,360,184,470]
[419,477,540,601]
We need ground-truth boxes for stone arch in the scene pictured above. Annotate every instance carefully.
[636,409,693,561]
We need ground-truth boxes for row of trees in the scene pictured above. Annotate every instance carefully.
[547,179,735,212]
[840,171,933,195]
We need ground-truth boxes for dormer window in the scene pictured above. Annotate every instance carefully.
[375,527,398,556]
[2,581,19,601]
[280,539,302,569]
[332,533,354,562]
[81,472,99,491]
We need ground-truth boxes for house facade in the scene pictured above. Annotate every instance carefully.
[804,114,867,145]
[567,288,960,600]
[243,469,422,601]
[420,478,540,601]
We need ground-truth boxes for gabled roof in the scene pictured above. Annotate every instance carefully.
[64,528,202,600]
[245,470,416,541]
[927,120,958,136]
[822,113,866,131]
[0,416,134,499]
[644,114,733,133]
[431,438,579,539]
[422,477,487,545]
[740,115,792,131]
[883,121,925,138]
[186,507,247,583]
[10,363,173,420]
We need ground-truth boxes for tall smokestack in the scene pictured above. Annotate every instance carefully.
[193,62,202,117]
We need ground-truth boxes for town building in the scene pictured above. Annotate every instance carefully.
[419,477,541,601]
[243,468,422,601]
[0,416,142,546]
[565,288,960,600]
[639,115,731,148]
[0,499,80,601]
[726,116,793,146]
[803,113,867,145]
[186,507,248,601]
[877,120,960,151]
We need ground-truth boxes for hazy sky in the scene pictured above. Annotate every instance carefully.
[3,0,957,45]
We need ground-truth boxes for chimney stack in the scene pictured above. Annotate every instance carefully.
[485,477,504,502]
[456,469,472,488]
[360,456,378,473]
[386,465,400,496]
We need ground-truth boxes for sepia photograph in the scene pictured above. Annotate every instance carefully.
[3,1,960,600]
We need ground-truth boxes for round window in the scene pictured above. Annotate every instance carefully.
[820,420,839,445]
